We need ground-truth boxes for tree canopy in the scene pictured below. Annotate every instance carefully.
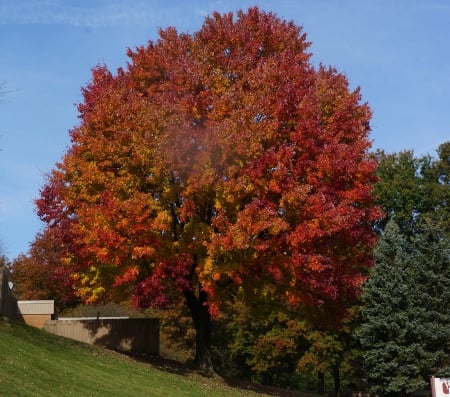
[35,7,380,371]
[374,142,450,235]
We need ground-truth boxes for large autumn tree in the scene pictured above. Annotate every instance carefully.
[36,7,380,371]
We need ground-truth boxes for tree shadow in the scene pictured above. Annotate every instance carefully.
[122,350,316,397]
[85,318,159,355]
[123,351,194,376]
[222,377,317,397]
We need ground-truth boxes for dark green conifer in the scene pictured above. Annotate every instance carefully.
[358,220,450,394]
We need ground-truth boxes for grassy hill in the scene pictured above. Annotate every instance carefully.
[0,319,305,397]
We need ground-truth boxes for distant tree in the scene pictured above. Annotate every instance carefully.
[358,220,450,394]
[0,254,8,269]
[10,229,78,312]
[35,7,380,372]
[374,142,450,235]
[429,142,450,231]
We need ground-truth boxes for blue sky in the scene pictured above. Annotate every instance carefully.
[0,0,449,259]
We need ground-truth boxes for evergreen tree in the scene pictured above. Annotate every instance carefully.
[358,220,450,395]
[408,219,450,377]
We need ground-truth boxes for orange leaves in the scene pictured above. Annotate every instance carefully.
[113,266,139,287]
[212,199,289,254]
[179,198,195,223]
[35,7,379,323]
[132,246,155,259]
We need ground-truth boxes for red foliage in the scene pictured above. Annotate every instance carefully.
[10,228,78,311]
[35,7,380,328]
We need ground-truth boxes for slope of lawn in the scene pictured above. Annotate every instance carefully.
[0,319,303,397]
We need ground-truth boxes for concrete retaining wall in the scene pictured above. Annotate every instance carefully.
[22,314,52,328]
[18,300,54,328]
[44,317,160,355]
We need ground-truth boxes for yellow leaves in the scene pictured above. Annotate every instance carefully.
[210,67,232,95]
[96,247,110,262]
[198,257,221,282]
[91,286,106,299]
[116,217,129,229]
[280,184,312,209]
[153,211,171,232]
[61,256,72,266]
[80,274,92,287]
[132,246,155,259]
[191,105,202,120]
[199,256,214,279]
[77,278,104,304]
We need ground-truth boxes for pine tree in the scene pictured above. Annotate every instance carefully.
[358,220,450,394]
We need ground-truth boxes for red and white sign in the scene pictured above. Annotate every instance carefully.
[431,377,450,397]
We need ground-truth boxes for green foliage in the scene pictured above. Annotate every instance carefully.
[433,142,450,231]
[359,143,450,394]
[149,303,196,363]
[217,297,311,390]
[244,313,307,387]
[374,142,450,236]
[358,220,450,394]
[374,150,428,234]
[212,290,362,394]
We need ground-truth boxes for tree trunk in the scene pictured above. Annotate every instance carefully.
[318,370,325,395]
[333,364,340,397]
[184,288,214,374]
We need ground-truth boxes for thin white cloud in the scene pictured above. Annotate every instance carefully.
[0,0,166,28]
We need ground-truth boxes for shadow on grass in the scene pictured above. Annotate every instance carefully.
[125,351,194,376]
[222,378,317,397]
[123,351,315,397]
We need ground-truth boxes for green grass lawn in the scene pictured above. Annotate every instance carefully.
[0,319,303,397]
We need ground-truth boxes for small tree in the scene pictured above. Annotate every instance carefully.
[10,230,78,312]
